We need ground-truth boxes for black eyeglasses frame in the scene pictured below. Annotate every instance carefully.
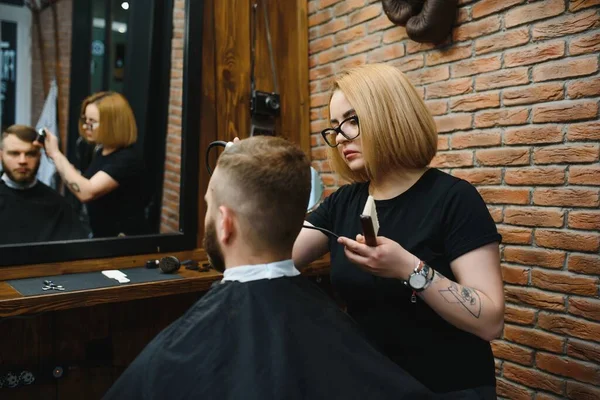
[320,115,360,148]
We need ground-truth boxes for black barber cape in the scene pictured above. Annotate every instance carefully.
[0,180,87,245]
[104,276,438,400]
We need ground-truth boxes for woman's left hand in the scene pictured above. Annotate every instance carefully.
[337,235,417,280]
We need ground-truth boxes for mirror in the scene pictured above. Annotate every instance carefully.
[304,167,338,238]
[0,0,203,266]
[307,166,324,213]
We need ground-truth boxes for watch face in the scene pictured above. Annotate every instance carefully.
[409,274,427,289]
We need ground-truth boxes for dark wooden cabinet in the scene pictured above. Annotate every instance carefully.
[1,292,201,399]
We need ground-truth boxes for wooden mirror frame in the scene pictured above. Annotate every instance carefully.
[0,0,203,267]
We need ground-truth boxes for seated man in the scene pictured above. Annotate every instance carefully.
[0,125,88,244]
[104,136,443,399]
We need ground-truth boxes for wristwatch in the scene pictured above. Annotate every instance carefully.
[406,260,433,292]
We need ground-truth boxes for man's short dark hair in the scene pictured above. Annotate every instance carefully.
[213,136,311,253]
[0,125,38,149]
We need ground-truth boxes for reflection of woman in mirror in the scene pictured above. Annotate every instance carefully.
[293,64,504,397]
[40,91,150,238]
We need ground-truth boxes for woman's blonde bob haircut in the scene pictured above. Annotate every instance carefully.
[78,91,137,148]
[326,63,438,183]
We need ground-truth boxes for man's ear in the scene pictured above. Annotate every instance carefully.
[217,205,235,244]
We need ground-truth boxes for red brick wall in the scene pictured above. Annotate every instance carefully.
[30,0,72,149]
[160,0,185,233]
[308,1,600,398]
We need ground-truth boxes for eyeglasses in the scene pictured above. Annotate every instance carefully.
[320,115,360,148]
[80,117,100,130]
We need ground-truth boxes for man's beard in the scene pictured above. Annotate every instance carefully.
[1,158,40,184]
[203,219,226,273]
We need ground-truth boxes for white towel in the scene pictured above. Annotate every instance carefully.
[35,79,59,188]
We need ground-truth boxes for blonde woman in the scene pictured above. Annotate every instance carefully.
[41,91,150,238]
[293,64,504,397]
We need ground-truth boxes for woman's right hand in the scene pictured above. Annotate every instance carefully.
[35,128,61,160]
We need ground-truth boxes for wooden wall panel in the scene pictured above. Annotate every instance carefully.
[197,0,218,247]
[197,0,309,244]
[214,0,252,140]
[253,0,310,151]
[294,2,311,154]
[209,0,309,147]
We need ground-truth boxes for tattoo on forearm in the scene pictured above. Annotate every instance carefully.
[68,182,81,192]
[439,282,482,318]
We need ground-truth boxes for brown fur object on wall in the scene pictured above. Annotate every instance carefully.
[381,0,459,44]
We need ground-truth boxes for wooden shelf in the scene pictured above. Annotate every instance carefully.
[0,256,330,317]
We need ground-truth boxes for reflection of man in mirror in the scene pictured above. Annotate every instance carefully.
[104,136,435,400]
[0,125,88,245]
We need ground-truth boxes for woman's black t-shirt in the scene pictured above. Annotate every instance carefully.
[83,145,150,238]
[306,168,502,393]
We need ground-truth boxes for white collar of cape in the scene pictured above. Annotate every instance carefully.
[1,173,38,190]
[221,259,300,283]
